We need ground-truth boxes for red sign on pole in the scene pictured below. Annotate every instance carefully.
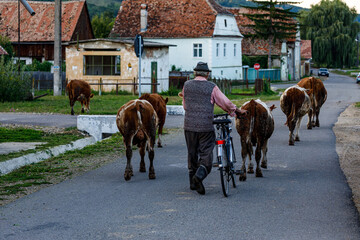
[254,63,260,70]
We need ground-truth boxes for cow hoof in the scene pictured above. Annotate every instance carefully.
[71,111,74,115]
[139,166,146,172]
[316,123,320,127]
[247,168,254,174]
[256,170,263,178]
[307,125,312,130]
[261,162,267,169]
[157,143,163,148]
[295,136,300,141]
[81,109,84,113]
[289,141,294,146]
[149,173,156,179]
[124,173,132,181]
[239,175,247,181]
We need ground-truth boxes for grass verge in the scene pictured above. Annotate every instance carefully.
[0,132,125,204]
[0,127,85,162]
[0,89,280,115]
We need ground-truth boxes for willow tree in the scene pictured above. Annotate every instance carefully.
[240,0,300,68]
[300,0,360,68]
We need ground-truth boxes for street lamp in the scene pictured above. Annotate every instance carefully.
[17,0,35,71]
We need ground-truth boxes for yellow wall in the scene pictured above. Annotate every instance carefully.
[65,41,139,93]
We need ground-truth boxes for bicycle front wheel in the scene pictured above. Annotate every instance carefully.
[220,166,230,197]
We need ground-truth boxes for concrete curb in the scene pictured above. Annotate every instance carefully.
[0,137,96,176]
[77,105,185,141]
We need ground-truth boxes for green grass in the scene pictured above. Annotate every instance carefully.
[0,127,85,162]
[0,89,280,115]
[356,102,360,108]
[0,132,125,200]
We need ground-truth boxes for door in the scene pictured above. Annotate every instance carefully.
[151,62,157,93]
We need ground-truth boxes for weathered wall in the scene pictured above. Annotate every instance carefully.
[65,40,169,93]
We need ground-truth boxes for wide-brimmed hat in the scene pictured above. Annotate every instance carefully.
[194,62,211,72]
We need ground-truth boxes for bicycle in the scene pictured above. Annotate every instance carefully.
[213,113,237,197]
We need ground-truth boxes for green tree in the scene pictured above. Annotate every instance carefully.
[300,0,360,68]
[240,0,300,68]
[91,11,115,38]
[0,35,14,62]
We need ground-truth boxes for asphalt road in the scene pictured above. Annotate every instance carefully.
[1,74,360,239]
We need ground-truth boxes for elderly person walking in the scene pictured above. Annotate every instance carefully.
[180,62,247,195]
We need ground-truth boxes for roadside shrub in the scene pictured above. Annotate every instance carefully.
[0,56,32,102]
[24,59,53,72]
[159,86,180,96]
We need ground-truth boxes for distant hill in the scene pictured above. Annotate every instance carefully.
[216,0,307,12]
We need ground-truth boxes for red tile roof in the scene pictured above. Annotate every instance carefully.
[301,40,312,59]
[0,0,90,42]
[110,0,233,38]
[0,45,8,55]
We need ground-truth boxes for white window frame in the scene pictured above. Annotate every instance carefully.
[193,43,203,58]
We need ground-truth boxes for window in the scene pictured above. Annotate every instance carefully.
[234,44,237,56]
[223,43,226,57]
[224,19,227,27]
[216,43,219,57]
[83,55,121,76]
[193,43,202,57]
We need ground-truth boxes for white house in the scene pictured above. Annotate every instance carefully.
[110,0,244,80]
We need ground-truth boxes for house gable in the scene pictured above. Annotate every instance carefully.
[0,0,94,42]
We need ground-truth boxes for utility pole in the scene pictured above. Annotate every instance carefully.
[53,0,62,96]
[356,34,359,69]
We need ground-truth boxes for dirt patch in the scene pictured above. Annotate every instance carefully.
[333,104,360,213]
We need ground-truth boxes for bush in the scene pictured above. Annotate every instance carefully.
[24,59,53,72]
[0,56,32,102]
[159,86,180,96]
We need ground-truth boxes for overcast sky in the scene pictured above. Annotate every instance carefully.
[293,0,360,13]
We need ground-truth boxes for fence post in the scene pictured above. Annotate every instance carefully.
[65,78,68,96]
[116,80,118,95]
[99,78,102,96]
[133,77,136,95]
[32,77,35,97]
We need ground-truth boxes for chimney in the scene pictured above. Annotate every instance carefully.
[140,4,148,32]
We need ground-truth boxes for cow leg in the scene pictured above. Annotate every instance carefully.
[70,100,75,115]
[139,141,146,172]
[81,102,85,113]
[261,140,268,169]
[295,117,303,141]
[239,139,248,181]
[255,144,263,178]
[288,122,296,146]
[124,143,134,181]
[307,109,313,129]
[148,147,156,179]
[315,108,320,127]
[157,124,163,148]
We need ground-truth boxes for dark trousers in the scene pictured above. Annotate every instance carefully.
[184,130,215,178]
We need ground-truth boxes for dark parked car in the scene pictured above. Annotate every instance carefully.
[318,68,329,77]
[356,73,360,84]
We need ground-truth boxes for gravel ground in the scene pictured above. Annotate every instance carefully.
[333,103,360,214]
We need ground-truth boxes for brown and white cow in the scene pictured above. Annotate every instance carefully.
[280,86,312,145]
[116,99,158,181]
[235,99,275,181]
[139,93,168,148]
[66,80,94,115]
[297,77,327,128]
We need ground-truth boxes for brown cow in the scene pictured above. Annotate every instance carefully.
[280,86,312,145]
[116,99,158,181]
[66,80,94,115]
[139,93,168,148]
[297,77,327,128]
[235,99,275,181]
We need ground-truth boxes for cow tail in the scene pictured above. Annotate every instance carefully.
[286,102,296,126]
